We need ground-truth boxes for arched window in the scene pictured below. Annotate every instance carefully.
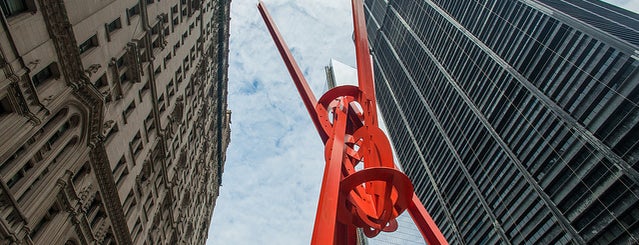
[68,114,80,127]
[15,136,79,203]
[3,107,69,189]
[64,239,78,245]
[29,203,60,241]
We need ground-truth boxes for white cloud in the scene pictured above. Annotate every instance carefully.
[603,0,639,13]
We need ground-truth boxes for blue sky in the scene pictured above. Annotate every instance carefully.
[206,1,639,244]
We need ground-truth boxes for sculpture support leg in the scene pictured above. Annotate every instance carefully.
[407,194,448,245]
[311,107,348,244]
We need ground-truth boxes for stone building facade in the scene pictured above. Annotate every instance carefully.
[0,0,231,244]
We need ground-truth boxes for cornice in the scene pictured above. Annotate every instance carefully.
[213,0,231,187]
[73,81,105,149]
[8,81,40,125]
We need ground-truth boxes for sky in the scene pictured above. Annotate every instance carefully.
[206,0,639,244]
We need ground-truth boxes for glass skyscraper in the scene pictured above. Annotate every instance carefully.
[364,0,639,244]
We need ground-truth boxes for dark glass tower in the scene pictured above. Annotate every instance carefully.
[364,0,639,244]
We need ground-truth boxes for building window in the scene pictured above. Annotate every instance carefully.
[1,0,28,18]
[31,63,57,87]
[46,121,70,148]
[175,67,182,78]
[94,74,112,102]
[183,57,189,71]
[152,38,162,52]
[105,123,119,143]
[140,80,150,96]
[131,131,143,157]
[78,35,98,54]
[94,74,108,89]
[125,190,138,221]
[106,17,122,34]
[145,112,155,134]
[128,4,140,17]
[132,218,142,242]
[163,53,171,68]
[6,161,33,188]
[172,15,179,26]
[126,4,140,25]
[123,101,136,123]
[158,94,166,112]
[167,80,175,98]
[93,73,112,102]
[173,42,180,55]
[119,73,130,85]
[116,56,126,69]
[151,23,160,36]
[113,156,128,187]
[0,96,13,118]
[30,204,60,240]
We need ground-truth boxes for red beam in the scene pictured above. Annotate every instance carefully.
[312,106,348,244]
[351,0,378,127]
[407,194,449,245]
[257,1,328,142]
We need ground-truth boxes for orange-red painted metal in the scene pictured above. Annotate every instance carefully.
[257,1,448,244]
[351,0,377,127]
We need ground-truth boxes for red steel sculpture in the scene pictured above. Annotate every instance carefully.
[258,1,448,244]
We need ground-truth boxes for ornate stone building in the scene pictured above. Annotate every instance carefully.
[0,0,230,244]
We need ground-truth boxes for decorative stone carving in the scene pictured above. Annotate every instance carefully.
[94,219,110,243]
[136,160,152,192]
[9,81,41,125]
[102,120,114,135]
[78,184,95,213]
[74,83,105,149]
[177,149,187,170]
[88,146,133,245]
[37,0,84,87]
[125,42,143,82]
[156,14,168,49]
[84,64,101,75]
[172,96,184,123]
[109,58,124,100]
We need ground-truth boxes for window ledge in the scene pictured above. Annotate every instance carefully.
[5,11,36,26]
[80,47,99,59]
